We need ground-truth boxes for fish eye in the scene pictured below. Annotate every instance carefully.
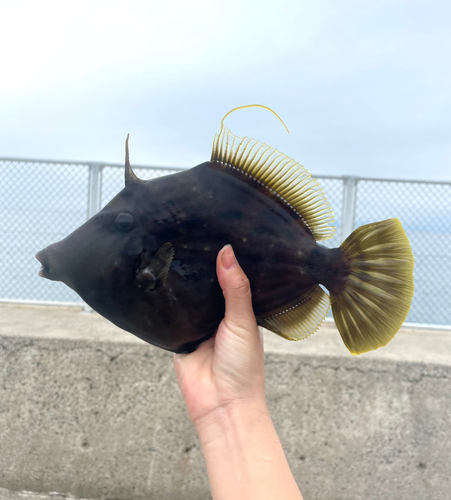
[114,213,136,232]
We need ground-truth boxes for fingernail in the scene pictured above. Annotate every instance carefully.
[221,244,237,270]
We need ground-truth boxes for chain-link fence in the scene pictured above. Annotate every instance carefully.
[354,178,451,325]
[1,157,450,326]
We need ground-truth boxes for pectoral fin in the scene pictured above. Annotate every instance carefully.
[137,242,174,290]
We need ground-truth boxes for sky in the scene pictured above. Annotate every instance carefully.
[0,0,450,181]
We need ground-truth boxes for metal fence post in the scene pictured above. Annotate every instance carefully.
[340,176,359,242]
[87,163,102,219]
[83,163,103,312]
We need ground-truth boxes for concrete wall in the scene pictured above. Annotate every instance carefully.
[1,304,450,500]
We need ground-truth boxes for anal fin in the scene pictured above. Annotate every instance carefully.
[258,286,330,340]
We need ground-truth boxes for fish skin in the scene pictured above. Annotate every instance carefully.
[36,160,347,353]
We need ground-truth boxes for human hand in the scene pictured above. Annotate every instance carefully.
[173,244,266,429]
[174,245,304,500]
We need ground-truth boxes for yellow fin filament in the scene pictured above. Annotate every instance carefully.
[220,104,290,135]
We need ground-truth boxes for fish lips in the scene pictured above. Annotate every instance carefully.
[35,246,64,282]
[35,250,49,278]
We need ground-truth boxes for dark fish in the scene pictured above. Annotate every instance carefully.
[36,105,414,355]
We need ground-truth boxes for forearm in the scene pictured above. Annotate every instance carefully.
[196,400,303,500]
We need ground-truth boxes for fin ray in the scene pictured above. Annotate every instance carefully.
[258,286,331,341]
[211,128,335,241]
[331,218,414,355]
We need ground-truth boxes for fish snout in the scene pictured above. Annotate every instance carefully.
[35,243,65,282]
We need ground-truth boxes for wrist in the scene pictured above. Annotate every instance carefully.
[195,398,270,448]
[195,398,303,500]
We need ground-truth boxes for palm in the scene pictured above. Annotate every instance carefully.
[174,317,264,426]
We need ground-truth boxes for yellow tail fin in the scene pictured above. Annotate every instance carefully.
[331,218,414,355]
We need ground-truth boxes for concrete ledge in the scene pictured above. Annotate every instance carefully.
[1,304,450,500]
[0,487,92,500]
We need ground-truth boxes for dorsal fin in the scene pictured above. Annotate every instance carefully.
[211,126,335,240]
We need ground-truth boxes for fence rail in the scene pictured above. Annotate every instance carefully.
[1,157,450,327]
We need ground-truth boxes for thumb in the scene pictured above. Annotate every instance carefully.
[217,245,258,333]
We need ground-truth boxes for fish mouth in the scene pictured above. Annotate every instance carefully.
[35,251,50,279]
